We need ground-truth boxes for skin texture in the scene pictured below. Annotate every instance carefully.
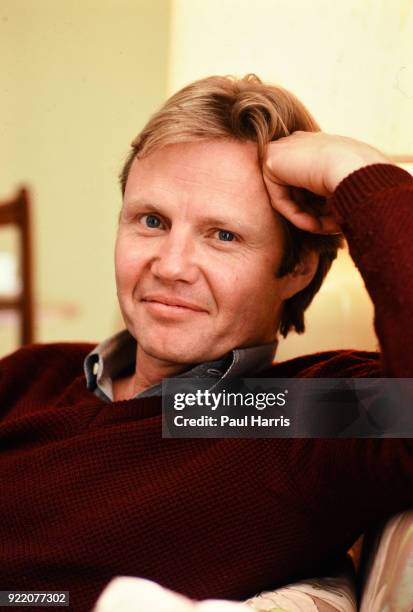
[114,139,316,399]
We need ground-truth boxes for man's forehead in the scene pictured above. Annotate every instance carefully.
[127,140,265,194]
[123,141,280,236]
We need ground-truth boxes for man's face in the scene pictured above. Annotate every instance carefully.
[116,139,293,365]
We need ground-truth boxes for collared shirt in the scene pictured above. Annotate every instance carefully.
[84,329,277,403]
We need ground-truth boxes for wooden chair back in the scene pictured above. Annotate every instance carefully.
[0,188,34,345]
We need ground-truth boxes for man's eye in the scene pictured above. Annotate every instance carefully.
[217,230,236,242]
[142,214,163,229]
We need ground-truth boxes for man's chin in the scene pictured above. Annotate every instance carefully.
[146,348,201,367]
[136,336,227,368]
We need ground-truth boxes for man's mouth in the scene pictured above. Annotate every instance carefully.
[142,295,207,313]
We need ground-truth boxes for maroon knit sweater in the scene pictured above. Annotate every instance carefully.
[1,165,413,611]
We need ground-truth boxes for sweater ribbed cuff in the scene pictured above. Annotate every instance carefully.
[331,163,412,223]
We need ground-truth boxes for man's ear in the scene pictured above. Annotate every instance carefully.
[279,251,319,300]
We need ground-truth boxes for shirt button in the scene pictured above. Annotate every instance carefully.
[207,368,221,376]
[93,362,99,376]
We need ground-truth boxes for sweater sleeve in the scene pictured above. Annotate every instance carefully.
[283,167,413,572]
[330,164,413,376]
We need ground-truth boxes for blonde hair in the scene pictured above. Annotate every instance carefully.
[120,74,319,191]
[119,75,343,336]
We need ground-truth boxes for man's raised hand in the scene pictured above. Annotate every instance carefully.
[263,131,389,234]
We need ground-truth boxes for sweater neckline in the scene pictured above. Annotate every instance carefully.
[60,375,164,424]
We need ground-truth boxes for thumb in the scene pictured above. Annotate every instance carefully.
[263,174,324,233]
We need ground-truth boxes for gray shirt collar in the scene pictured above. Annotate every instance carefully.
[84,329,277,403]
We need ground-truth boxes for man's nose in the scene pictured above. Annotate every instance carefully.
[150,230,200,284]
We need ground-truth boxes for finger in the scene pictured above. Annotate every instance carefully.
[264,175,342,235]
[274,194,324,232]
[263,176,320,232]
[317,214,342,234]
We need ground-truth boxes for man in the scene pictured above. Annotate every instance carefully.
[0,75,412,611]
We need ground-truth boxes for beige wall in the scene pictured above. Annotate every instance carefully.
[168,0,413,360]
[0,0,170,356]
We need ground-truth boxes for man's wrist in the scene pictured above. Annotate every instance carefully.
[326,149,390,193]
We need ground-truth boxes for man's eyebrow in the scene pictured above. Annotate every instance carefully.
[125,199,250,233]
[198,214,249,233]
[125,199,164,213]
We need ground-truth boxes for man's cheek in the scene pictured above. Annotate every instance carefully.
[120,253,146,283]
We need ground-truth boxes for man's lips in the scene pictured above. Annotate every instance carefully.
[141,295,207,312]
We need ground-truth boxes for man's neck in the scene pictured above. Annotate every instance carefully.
[113,345,192,401]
